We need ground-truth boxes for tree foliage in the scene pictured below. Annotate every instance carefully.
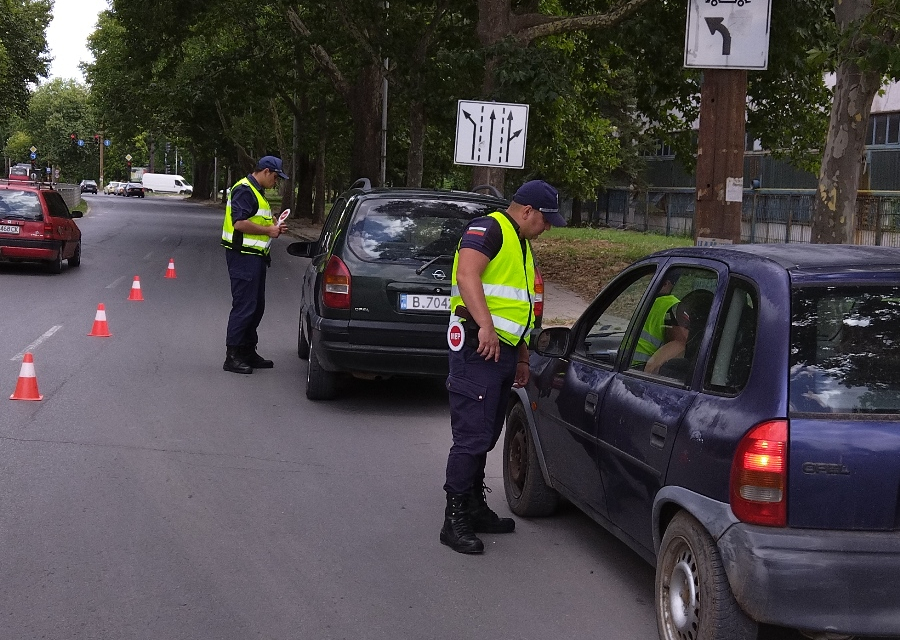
[0,0,51,128]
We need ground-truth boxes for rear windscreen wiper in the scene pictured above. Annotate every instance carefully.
[414,254,453,275]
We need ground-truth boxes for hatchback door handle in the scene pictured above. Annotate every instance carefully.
[650,422,667,448]
[585,392,599,414]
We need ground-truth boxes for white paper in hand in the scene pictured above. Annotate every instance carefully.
[277,209,290,226]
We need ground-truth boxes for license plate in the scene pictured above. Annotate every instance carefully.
[400,293,450,311]
[0,224,20,234]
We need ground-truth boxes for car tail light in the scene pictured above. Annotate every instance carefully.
[730,419,788,527]
[533,268,544,320]
[322,255,351,309]
[43,220,53,236]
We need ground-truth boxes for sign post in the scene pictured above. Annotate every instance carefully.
[685,0,772,245]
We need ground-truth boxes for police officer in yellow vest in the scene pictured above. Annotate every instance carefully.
[441,180,566,554]
[221,156,289,374]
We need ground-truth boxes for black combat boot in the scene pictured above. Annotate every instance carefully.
[242,346,274,369]
[440,493,484,554]
[469,482,515,533]
[223,347,253,374]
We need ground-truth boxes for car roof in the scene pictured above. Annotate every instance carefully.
[655,243,900,273]
[343,180,508,207]
[0,181,54,193]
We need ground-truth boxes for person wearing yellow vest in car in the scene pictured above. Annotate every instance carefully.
[221,156,289,374]
[632,270,682,369]
[440,180,566,555]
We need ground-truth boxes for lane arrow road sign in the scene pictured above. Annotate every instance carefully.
[705,17,732,55]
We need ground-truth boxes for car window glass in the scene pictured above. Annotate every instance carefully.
[705,278,757,394]
[44,192,70,219]
[629,266,718,384]
[0,190,43,220]
[319,197,348,254]
[789,286,900,414]
[346,198,498,262]
[575,269,656,364]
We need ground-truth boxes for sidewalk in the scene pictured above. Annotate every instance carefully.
[284,218,588,326]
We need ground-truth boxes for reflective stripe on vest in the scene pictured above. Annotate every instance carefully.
[633,294,680,363]
[221,177,273,256]
[449,211,535,347]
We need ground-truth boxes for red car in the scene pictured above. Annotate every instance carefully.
[0,182,83,273]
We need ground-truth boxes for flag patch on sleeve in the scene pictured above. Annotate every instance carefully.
[466,226,487,236]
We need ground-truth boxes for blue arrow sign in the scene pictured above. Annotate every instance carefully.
[78,139,85,147]
[104,139,110,146]
[30,152,36,160]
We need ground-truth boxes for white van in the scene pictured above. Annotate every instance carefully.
[141,173,193,195]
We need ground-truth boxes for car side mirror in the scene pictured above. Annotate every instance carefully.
[534,327,571,358]
[286,241,315,258]
[71,211,83,218]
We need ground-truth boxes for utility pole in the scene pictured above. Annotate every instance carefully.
[684,0,771,245]
[98,130,105,187]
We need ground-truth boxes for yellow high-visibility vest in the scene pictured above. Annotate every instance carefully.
[450,211,536,347]
[221,177,272,256]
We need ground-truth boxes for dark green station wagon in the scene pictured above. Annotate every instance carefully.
[287,179,544,400]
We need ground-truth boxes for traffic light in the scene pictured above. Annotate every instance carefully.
[70,132,77,142]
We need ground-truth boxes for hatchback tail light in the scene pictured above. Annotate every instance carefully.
[730,419,788,526]
[42,220,53,236]
[533,268,544,320]
[322,255,351,309]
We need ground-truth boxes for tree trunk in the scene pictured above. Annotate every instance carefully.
[811,0,881,244]
[313,97,328,225]
[406,100,426,187]
[811,64,880,244]
[191,157,212,200]
[571,197,583,226]
[350,63,384,185]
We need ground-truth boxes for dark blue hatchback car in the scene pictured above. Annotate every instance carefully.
[504,244,900,640]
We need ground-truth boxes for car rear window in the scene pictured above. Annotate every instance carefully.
[790,286,900,414]
[346,198,499,262]
[0,190,43,221]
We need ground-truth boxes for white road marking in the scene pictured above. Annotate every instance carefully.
[106,275,127,289]
[12,325,62,361]
[143,252,153,261]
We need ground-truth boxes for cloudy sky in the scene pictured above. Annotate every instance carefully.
[45,0,109,81]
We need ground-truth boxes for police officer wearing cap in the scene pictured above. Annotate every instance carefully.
[441,179,566,554]
[221,156,289,374]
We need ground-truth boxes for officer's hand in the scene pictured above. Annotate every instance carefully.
[476,326,501,362]
[513,362,529,388]
[269,223,287,238]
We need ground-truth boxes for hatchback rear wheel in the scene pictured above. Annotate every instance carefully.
[46,248,63,274]
[656,512,757,640]
[306,333,338,400]
[68,242,81,268]
[297,315,310,360]
[503,402,559,516]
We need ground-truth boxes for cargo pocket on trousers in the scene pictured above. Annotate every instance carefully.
[446,375,489,436]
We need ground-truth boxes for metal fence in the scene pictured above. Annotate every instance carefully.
[591,188,900,246]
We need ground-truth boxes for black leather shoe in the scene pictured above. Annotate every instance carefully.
[243,347,274,369]
[223,347,253,374]
[469,483,515,533]
[440,493,484,554]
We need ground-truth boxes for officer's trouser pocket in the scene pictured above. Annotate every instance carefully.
[446,375,492,453]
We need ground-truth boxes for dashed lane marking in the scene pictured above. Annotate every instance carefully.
[12,325,62,361]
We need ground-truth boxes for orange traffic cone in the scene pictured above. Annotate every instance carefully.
[88,303,112,337]
[128,276,144,301]
[10,352,43,401]
[164,258,177,279]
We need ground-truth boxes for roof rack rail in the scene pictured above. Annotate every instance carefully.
[350,178,372,191]
[471,184,503,198]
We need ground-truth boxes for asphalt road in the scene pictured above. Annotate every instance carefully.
[0,194,818,640]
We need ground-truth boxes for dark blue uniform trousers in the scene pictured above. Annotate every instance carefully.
[444,341,518,494]
[225,250,267,348]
